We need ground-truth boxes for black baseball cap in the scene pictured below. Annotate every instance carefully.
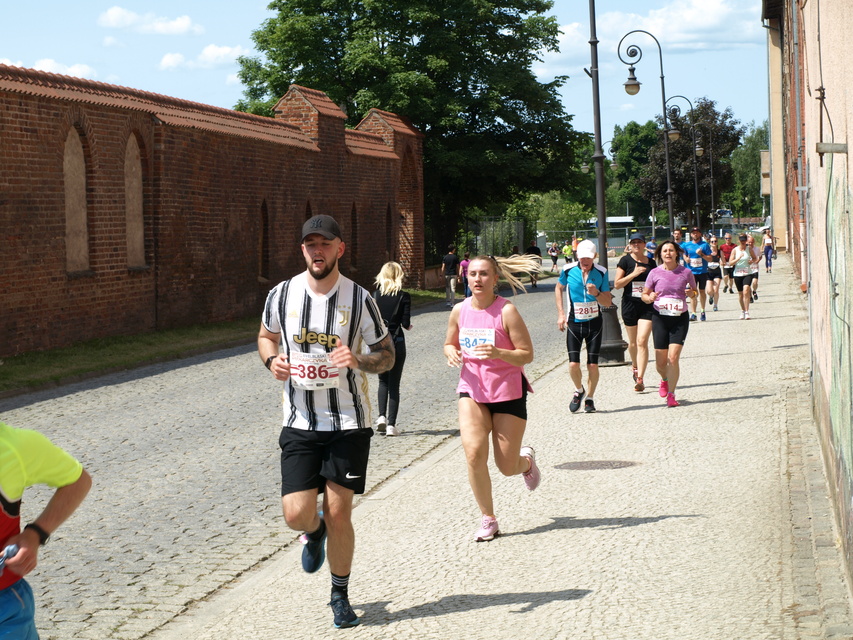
[629,232,645,242]
[302,215,341,241]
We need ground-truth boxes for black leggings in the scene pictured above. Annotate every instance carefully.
[378,336,406,424]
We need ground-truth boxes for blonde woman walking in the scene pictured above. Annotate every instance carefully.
[372,262,412,436]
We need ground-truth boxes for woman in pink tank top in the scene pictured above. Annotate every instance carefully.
[443,254,541,542]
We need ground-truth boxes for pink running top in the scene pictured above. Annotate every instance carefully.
[456,296,533,403]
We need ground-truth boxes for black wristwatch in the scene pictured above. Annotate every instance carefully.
[265,355,276,370]
[24,522,50,545]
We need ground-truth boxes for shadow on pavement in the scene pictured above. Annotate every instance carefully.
[606,393,772,412]
[357,588,591,624]
[501,514,700,537]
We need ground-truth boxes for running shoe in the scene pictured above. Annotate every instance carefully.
[375,415,387,435]
[569,388,585,413]
[723,286,728,293]
[753,292,758,301]
[709,296,714,305]
[474,515,500,542]
[584,398,596,413]
[520,446,540,491]
[299,516,327,573]
[385,424,400,436]
[700,312,706,321]
[730,288,735,294]
[634,377,645,392]
[666,392,679,408]
[659,379,669,398]
[329,592,361,629]
[713,304,718,311]
[689,313,697,321]
[632,367,638,383]
[744,311,751,320]
[740,311,745,320]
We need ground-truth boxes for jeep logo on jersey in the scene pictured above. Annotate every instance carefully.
[292,328,341,348]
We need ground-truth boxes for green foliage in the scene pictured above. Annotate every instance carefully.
[511,190,592,241]
[719,120,769,219]
[639,97,745,228]
[607,121,658,223]
[236,0,583,262]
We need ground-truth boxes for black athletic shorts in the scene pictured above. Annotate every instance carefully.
[722,266,734,277]
[566,315,603,365]
[707,267,723,280]
[733,274,757,291]
[651,312,690,349]
[693,272,709,289]
[621,298,654,326]
[459,381,528,420]
[279,427,373,496]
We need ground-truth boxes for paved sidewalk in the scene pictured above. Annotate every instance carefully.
[142,255,852,640]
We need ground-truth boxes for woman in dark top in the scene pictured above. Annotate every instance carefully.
[373,262,412,436]
[614,233,656,392]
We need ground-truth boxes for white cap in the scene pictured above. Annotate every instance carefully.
[577,240,596,260]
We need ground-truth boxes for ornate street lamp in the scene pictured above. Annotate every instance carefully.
[581,140,618,174]
[666,95,701,227]
[618,30,675,234]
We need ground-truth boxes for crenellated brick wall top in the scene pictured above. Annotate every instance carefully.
[0,63,317,150]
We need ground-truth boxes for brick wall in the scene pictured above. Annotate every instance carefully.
[0,68,424,357]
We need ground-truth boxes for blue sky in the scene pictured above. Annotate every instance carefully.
[1,0,768,139]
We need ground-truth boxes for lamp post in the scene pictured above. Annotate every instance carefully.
[618,30,675,235]
[665,95,700,228]
[694,128,715,224]
[581,140,618,175]
[586,0,626,365]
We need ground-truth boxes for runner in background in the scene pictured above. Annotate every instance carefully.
[524,239,542,289]
[680,227,712,321]
[719,233,736,294]
[747,235,760,301]
[555,240,613,413]
[728,234,759,319]
[705,235,724,312]
[614,232,656,392]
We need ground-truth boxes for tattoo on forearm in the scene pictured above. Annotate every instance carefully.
[356,336,396,374]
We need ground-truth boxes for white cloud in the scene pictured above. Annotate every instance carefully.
[619,103,637,112]
[160,45,250,71]
[97,6,204,35]
[535,0,763,81]
[0,58,24,67]
[225,73,240,85]
[103,36,121,47]
[33,59,97,79]
[159,53,186,70]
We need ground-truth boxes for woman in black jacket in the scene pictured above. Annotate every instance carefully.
[373,262,412,436]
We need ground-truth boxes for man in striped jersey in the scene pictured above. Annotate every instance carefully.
[258,214,394,629]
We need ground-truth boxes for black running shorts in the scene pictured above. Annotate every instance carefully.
[279,427,373,496]
[651,312,690,349]
[459,382,528,420]
[566,315,603,364]
[733,274,756,291]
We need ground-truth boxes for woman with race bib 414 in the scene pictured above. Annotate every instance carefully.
[642,240,698,408]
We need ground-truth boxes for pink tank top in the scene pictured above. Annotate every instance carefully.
[456,296,533,403]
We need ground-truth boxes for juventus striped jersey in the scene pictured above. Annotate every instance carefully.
[262,271,388,431]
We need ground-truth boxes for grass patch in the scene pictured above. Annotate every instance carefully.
[0,288,447,395]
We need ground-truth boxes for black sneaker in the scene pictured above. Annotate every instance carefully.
[584,398,596,413]
[569,388,585,413]
[329,592,361,629]
[299,516,327,573]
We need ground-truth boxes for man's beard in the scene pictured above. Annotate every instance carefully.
[307,253,337,280]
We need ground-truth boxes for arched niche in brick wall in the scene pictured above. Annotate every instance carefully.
[125,133,145,268]
[397,148,419,279]
[64,127,90,273]
[385,204,394,263]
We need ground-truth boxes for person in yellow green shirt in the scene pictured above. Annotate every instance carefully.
[0,422,91,638]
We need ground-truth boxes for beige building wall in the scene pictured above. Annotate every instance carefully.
[765,23,788,252]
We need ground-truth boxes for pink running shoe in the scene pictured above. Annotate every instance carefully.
[667,392,679,408]
[658,380,669,398]
[520,446,540,491]
[474,515,500,542]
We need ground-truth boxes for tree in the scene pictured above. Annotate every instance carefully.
[639,97,745,229]
[720,120,769,219]
[236,0,585,261]
[607,120,657,224]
